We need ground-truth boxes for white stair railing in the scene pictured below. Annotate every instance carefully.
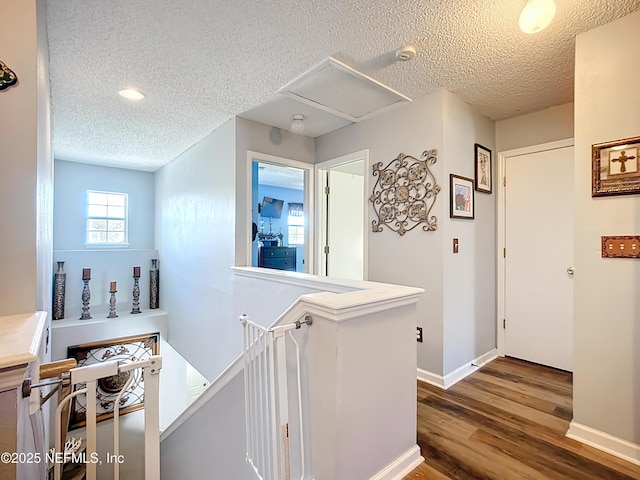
[240,314,312,480]
[52,355,162,480]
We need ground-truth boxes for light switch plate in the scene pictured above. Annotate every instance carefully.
[601,235,640,258]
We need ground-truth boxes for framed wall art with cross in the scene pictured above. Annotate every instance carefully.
[592,135,640,197]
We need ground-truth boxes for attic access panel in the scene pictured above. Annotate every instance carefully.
[279,56,411,123]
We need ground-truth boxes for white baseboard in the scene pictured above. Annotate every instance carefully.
[416,368,445,388]
[567,421,640,466]
[370,445,424,480]
[417,348,498,390]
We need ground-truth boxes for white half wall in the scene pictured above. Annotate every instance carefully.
[573,10,640,454]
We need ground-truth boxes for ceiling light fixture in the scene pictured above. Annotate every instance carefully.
[519,0,556,34]
[118,88,145,100]
[291,114,304,134]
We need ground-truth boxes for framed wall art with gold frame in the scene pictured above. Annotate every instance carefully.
[592,136,640,197]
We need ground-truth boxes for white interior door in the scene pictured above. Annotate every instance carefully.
[504,144,574,371]
[326,165,364,280]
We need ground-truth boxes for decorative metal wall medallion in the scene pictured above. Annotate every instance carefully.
[67,333,159,430]
[0,61,17,90]
[370,149,440,235]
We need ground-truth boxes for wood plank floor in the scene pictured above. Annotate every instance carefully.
[404,357,640,480]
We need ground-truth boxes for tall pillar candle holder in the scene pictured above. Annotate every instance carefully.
[131,266,141,314]
[53,261,66,320]
[150,259,159,309]
[107,282,118,318]
[80,268,92,320]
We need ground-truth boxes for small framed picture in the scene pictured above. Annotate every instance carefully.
[450,174,474,219]
[592,136,640,197]
[474,143,492,193]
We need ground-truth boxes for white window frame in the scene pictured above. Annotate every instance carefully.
[85,190,130,247]
[288,212,305,245]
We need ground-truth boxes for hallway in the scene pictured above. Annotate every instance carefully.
[405,358,640,479]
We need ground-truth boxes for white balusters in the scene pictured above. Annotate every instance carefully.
[240,314,311,480]
[52,356,162,480]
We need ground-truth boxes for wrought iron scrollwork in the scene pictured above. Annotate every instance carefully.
[369,149,440,235]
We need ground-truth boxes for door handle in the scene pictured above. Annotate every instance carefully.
[566,267,575,275]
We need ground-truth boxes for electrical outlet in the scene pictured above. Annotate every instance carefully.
[416,327,423,343]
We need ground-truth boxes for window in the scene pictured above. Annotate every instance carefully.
[86,190,128,245]
[288,202,304,245]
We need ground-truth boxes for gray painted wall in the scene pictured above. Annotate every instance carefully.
[161,373,255,480]
[317,92,445,374]
[315,89,496,377]
[495,102,574,152]
[442,90,496,375]
[573,11,640,446]
[234,116,315,267]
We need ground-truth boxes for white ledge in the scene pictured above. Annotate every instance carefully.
[232,266,424,303]
[51,308,168,330]
[0,311,47,370]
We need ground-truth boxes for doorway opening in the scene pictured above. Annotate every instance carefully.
[315,150,369,280]
[247,151,314,273]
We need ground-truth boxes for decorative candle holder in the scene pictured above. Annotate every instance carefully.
[53,261,66,320]
[107,287,118,318]
[150,259,159,309]
[80,278,92,320]
[131,272,141,315]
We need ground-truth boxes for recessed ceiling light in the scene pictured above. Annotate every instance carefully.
[118,88,145,100]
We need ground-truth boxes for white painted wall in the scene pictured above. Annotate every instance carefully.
[36,0,54,319]
[0,0,52,317]
[572,11,640,448]
[52,160,157,317]
[495,103,574,152]
[442,90,496,375]
[52,249,158,318]
[155,117,315,381]
[54,160,155,250]
[155,119,237,381]
[315,90,496,378]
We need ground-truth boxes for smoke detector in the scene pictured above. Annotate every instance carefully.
[395,45,416,62]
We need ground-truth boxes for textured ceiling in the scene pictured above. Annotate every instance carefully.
[45,0,640,171]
